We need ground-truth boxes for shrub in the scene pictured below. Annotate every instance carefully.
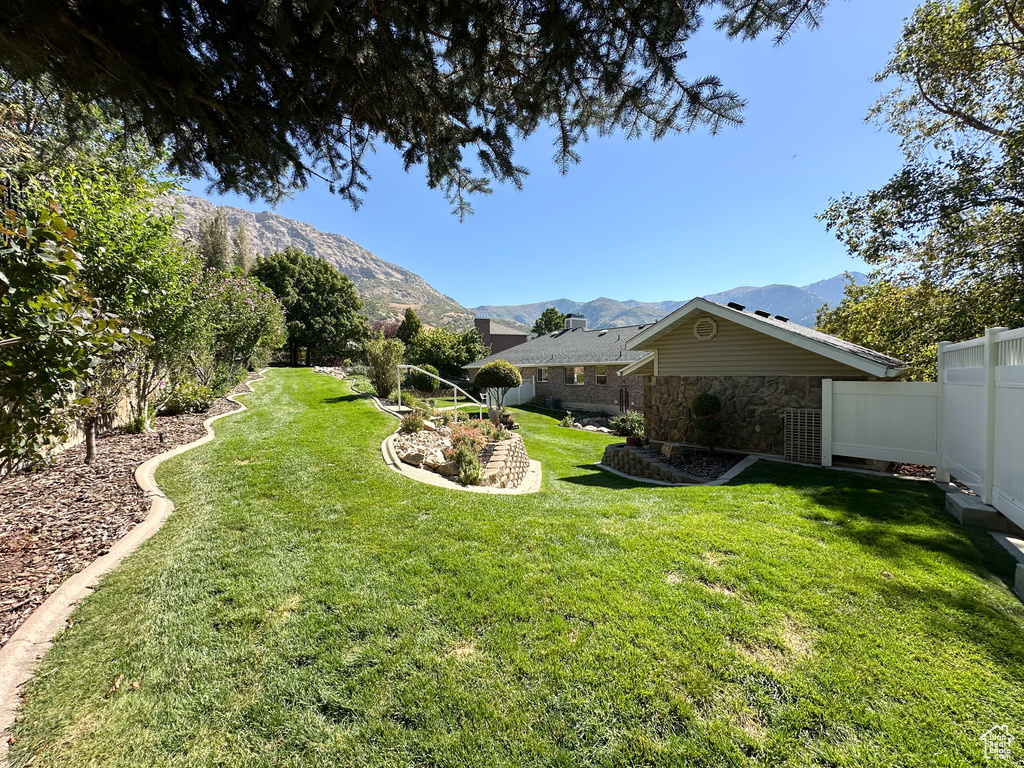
[692,393,722,451]
[447,444,483,485]
[400,411,425,432]
[400,391,421,410]
[408,364,440,392]
[609,410,644,438]
[449,423,487,454]
[161,380,215,416]
[348,363,370,378]
[364,334,405,397]
[529,395,546,407]
[559,411,575,428]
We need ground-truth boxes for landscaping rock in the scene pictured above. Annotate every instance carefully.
[437,461,460,477]
[401,451,425,467]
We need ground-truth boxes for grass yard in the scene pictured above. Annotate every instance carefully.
[10,369,1024,767]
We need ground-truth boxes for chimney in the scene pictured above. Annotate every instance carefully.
[564,313,587,330]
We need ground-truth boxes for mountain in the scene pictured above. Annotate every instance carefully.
[474,272,867,330]
[168,195,474,327]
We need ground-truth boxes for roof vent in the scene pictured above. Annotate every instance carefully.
[598,330,607,336]
[754,310,771,318]
[693,316,718,341]
[774,315,789,322]
[727,302,746,311]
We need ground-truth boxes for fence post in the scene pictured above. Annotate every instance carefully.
[982,328,1009,505]
[821,379,833,467]
[396,367,402,411]
[935,342,950,484]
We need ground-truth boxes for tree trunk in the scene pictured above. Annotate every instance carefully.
[289,341,298,367]
[84,416,97,465]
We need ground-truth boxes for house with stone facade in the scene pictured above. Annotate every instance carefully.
[620,298,906,460]
[465,315,650,414]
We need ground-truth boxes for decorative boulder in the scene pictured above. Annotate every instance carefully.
[401,451,425,467]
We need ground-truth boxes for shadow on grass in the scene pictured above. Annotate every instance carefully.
[556,464,653,489]
[730,461,1020,588]
[322,394,365,404]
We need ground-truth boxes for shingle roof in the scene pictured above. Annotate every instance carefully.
[465,324,653,369]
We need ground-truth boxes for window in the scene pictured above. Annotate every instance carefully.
[537,367,549,383]
[565,366,584,385]
[596,366,607,385]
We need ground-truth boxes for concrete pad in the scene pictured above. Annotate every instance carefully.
[946,492,1024,535]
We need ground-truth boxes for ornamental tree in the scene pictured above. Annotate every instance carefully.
[0,0,828,213]
[396,308,423,344]
[473,360,522,416]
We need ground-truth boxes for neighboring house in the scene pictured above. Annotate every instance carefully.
[465,315,651,413]
[474,318,529,354]
[622,298,906,459]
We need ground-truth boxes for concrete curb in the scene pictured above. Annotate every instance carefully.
[593,454,760,487]
[0,371,266,757]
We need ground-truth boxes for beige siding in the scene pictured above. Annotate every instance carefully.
[653,315,867,377]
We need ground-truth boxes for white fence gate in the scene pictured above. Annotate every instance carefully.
[822,326,1024,530]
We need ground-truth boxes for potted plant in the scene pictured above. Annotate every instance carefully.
[610,410,645,446]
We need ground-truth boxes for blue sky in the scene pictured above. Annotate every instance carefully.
[186,0,920,308]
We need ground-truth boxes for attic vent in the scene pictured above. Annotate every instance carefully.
[598,330,608,336]
[754,309,771,318]
[775,315,789,322]
[785,409,821,464]
[727,302,745,311]
[693,316,718,341]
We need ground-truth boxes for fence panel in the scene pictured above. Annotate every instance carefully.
[494,377,535,407]
[992,329,1024,528]
[824,381,938,466]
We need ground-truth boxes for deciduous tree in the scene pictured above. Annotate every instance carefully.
[532,307,566,336]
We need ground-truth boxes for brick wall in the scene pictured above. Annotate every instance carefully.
[520,365,644,414]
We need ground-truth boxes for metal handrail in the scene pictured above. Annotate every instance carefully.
[397,364,484,421]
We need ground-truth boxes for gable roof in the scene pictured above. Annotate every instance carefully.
[465,323,652,370]
[622,297,906,378]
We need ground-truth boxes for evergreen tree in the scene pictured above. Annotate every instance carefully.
[232,222,253,273]
[198,210,231,271]
[396,308,423,344]
[0,0,827,213]
[532,307,566,336]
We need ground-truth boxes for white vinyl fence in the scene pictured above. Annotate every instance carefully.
[822,326,1024,529]
[484,377,535,407]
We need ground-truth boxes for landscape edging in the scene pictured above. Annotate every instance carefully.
[0,371,266,757]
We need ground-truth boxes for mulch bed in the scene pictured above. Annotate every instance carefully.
[0,377,256,649]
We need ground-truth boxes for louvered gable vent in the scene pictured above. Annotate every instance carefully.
[693,316,718,341]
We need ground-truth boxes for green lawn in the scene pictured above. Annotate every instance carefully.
[10,369,1024,767]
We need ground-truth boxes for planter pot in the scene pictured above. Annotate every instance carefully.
[626,436,642,447]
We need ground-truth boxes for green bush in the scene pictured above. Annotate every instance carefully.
[559,411,575,428]
[408,364,440,392]
[447,443,483,486]
[692,393,722,451]
[348,363,370,378]
[400,391,422,410]
[161,380,215,416]
[400,411,425,432]
[529,395,546,407]
[609,410,644,438]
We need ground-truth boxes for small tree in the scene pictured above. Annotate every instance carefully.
[364,334,405,398]
[396,307,422,344]
[198,209,232,270]
[691,393,721,452]
[532,307,566,336]
[232,221,253,273]
[408,363,440,392]
[473,360,522,423]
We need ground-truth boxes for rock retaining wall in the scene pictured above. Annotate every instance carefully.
[481,434,530,488]
[601,443,700,484]
[644,375,826,456]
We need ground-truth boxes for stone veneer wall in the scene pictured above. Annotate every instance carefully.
[644,375,827,456]
[602,443,699,484]
[520,365,644,414]
[480,433,530,488]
